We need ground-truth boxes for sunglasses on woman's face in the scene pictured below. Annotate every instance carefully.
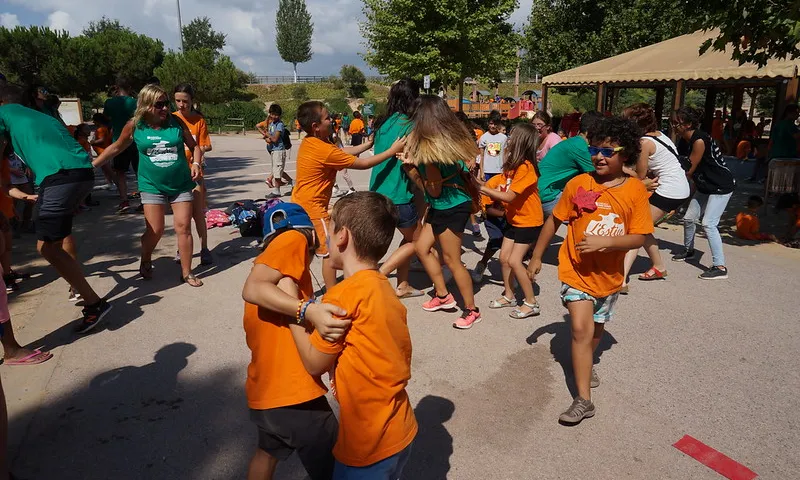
[588,146,624,157]
[154,101,169,110]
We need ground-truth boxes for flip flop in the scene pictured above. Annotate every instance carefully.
[397,288,424,299]
[3,349,53,366]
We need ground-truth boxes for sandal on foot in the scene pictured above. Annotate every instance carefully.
[510,301,541,319]
[140,261,153,280]
[180,273,203,287]
[489,295,515,309]
[3,349,53,366]
[619,285,629,295]
[638,267,667,281]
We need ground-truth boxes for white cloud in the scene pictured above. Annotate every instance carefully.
[0,13,20,28]
[6,0,531,76]
[510,0,533,29]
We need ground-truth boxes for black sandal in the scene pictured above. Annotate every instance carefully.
[139,260,153,280]
[180,273,203,287]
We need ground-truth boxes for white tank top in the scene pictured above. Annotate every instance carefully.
[642,133,691,200]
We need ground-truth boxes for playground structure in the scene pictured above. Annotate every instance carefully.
[447,89,543,119]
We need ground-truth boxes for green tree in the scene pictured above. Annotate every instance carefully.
[182,17,227,54]
[0,26,70,87]
[361,0,518,109]
[83,17,130,37]
[276,0,314,83]
[692,1,800,67]
[154,49,250,104]
[81,19,164,90]
[523,0,693,76]
[340,65,367,98]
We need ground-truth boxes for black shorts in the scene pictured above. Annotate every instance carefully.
[34,168,94,242]
[427,201,472,235]
[396,202,419,229]
[351,133,364,146]
[503,225,542,244]
[250,396,337,479]
[112,143,139,173]
[649,192,688,213]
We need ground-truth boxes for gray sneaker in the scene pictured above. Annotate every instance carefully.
[591,367,600,388]
[699,265,728,280]
[559,396,595,424]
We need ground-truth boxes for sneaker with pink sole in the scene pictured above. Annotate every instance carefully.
[453,309,481,329]
[422,293,457,312]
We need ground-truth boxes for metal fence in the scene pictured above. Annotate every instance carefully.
[249,75,389,85]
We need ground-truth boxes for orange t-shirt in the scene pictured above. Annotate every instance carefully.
[482,173,508,208]
[93,126,112,155]
[310,270,417,467]
[173,111,211,163]
[243,230,327,410]
[711,119,724,141]
[504,160,543,228]
[0,157,15,219]
[736,212,768,240]
[291,137,357,219]
[348,118,365,134]
[552,174,653,298]
[474,128,485,140]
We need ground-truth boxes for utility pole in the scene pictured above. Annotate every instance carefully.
[176,0,185,52]
[515,49,521,98]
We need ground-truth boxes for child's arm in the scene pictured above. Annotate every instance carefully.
[242,263,351,342]
[480,184,518,203]
[478,150,485,179]
[341,140,373,156]
[576,234,646,253]
[92,121,135,168]
[349,136,407,170]
[268,123,282,143]
[528,215,562,280]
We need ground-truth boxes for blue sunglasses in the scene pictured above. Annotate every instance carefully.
[588,146,624,157]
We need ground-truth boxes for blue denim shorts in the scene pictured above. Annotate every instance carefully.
[140,190,194,205]
[333,442,413,480]
[395,202,418,229]
[560,283,619,323]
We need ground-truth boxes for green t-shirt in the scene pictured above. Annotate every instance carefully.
[769,119,799,159]
[0,104,91,185]
[419,161,472,210]
[537,135,594,203]
[104,95,137,142]
[133,117,195,195]
[369,113,414,205]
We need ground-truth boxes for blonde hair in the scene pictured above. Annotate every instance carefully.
[406,95,478,165]
[133,83,168,125]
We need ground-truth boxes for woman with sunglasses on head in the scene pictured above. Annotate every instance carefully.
[619,103,691,292]
[532,111,561,161]
[94,84,204,287]
[670,106,735,280]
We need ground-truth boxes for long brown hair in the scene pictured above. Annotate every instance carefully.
[406,95,478,165]
[503,123,540,176]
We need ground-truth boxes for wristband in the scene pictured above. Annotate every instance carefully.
[192,162,201,167]
[298,300,312,325]
[294,300,304,324]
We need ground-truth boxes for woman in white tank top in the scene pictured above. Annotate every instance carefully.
[621,104,691,292]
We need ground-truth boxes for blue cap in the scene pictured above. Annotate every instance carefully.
[262,202,314,241]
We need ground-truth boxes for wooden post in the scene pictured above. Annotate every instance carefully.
[458,79,464,112]
[541,84,549,115]
[671,80,686,141]
[514,55,520,98]
[749,87,759,118]
[596,83,607,112]
[786,73,799,104]
[654,87,665,128]
[732,86,745,113]
[703,87,717,132]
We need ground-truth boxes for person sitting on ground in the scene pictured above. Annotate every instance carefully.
[241,201,352,480]
[736,195,777,242]
[291,101,406,290]
[0,85,112,333]
[288,192,417,479]
[528,116,653,425]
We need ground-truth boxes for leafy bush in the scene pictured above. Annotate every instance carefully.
[291,84,309,100]
[340,65,368,98]
[202,101,266,130]
[324,97,352,115]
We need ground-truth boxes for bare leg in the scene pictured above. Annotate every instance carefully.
[247,448,278,480]
[37,239,100,305]
[623,204,667,285]
[568,300,596,401]
[101,163,115,187]
[379,225,418,295]
[141,204,166,264]
[191,189,209,251]
[498,237,515,299]
[509,242,537,309]
[436,228,474,310]
[171,201,197,282]
[62,234,78,261]
[415,223,448,297]
[116,170,128,202]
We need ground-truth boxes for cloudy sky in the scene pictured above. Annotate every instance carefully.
[1,0,533,76]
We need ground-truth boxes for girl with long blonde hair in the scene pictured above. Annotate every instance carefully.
[94,84,204,286]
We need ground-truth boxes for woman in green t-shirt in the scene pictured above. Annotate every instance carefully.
[400,95,481,329]
[94,84,204,287]
[369,79,420,298]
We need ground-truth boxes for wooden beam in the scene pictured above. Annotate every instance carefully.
[703,87,717,132]
[654,87,665,129]
[541,84,549,114]
[732,86,745,113]
[596,83,607,112]
[671,80,686,142]
[786,73,799,104]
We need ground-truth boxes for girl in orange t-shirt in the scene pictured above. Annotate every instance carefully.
[90,113,116,190]
[479,123,543,319]
[528,116,653,425]
[173,83,214,265]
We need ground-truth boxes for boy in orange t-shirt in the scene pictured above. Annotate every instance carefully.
[529,117,653,425]
[289,192,417,478]
[291,101,406,289]
[736,195,777,242]
[241,202,352,480]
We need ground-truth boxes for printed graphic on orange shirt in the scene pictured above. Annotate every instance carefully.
[584,212,625,237]
[486,142,502,156]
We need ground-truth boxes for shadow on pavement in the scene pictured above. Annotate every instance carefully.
[403,395,454,480]
[526,315,617,399]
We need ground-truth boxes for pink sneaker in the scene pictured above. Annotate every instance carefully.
[422,293,457,312]
[453,309,481,329]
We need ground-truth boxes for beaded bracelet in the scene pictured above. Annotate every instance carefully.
[295,300,304,324]
[298,300,312,325]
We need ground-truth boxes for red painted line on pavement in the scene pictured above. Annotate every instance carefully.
[673,435,757,480]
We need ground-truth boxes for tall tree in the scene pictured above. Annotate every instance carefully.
[82,18,164,89]
[361,0,518,108]
[523,0,693,76]
[182,17,227,55]
[154,49,249,104]
[275,0,314,83]
[340,65,367,98]
[692,1,800,67]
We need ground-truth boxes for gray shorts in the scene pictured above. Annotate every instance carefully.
[140,190,194,205]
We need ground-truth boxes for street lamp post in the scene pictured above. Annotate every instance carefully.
[176,0,184,52]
